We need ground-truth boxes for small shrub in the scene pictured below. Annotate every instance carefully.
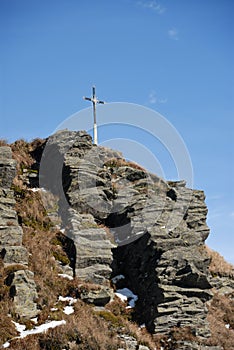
[96,310,123,327]
[52,250,70,265]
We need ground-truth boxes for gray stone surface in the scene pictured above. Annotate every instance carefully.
[36,130,221,342]
[0,146,38,319]
[79,285,114,306]
[1,246,28,265]
[0,146,17,188]
[9,269,38,318]
[65,209,115,284]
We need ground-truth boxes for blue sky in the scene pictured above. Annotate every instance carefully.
[0,0,233,262]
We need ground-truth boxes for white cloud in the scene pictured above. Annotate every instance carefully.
[138,1,166,14]
[149,91,157,104]
[168,28,179,40]
[148,91,167,104]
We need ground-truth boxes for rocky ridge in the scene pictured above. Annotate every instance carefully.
[0,130,232,349]
[40,131,213,339]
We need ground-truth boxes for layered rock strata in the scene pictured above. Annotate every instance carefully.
[0,146,38,318]
[39,130,213,340]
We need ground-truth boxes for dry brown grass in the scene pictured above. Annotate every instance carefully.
[104,157,146,171]
[22,226,73,322]
[10,137,46,176]
[206,246,234,277]
[207,292,234,349]
[14,188,52,231]
[11,139,34,171]
[153,326,197,350]
[0,259,19,344]
[9,300,123,350]
[105,297,157,349]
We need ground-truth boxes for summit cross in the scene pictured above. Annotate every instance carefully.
[83,86,105,145]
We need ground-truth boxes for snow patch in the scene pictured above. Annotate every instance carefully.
[115,288,138,308]
[51,307,58,311]
[58,296,77,305]
[2,342,10,348]
[30,187,47,193]
[58,273,73,281]
[12,320,66,339]
[30,188,40,192]
[63,306,74,315]
[225,324,230,329]
[31,317,38,324]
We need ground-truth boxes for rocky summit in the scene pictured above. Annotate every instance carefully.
[0,131,233,350]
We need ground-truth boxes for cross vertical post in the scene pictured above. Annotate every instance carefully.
[83,86,105,145]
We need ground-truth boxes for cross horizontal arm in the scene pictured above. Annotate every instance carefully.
[83,97,92,101]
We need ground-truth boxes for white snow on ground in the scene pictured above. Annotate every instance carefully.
[58,296,77,315]
[30,188,47,193]
[58,296,77,304]
[2,342,10,348]
[111,275,125,284]
[12,320,66,339]
[115,291,127,303]
[115,288,138,308]
[1,295,78,348]
[63,306,74,315]
[30,317,38,324]
[58,273,73,281]
[30,188,40,192]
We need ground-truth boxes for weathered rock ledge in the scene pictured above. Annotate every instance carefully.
[0,146,38,318]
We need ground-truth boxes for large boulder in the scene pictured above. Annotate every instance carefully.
[7,269,38,318]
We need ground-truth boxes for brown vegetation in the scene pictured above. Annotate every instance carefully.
[206,245,234,277]
[0,259,19,343]
[2,138,234,349]
[10,138,45,173]
[104,157,146,171]
[207,292,234,349]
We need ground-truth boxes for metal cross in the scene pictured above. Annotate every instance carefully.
[83,86,105,145]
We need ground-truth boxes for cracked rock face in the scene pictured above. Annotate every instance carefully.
[39,130,213,339]
[0,146,38,319]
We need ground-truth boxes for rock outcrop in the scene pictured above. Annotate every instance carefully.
[39,130,213,341]
[0,146,38,318]
[1,131,232,350]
